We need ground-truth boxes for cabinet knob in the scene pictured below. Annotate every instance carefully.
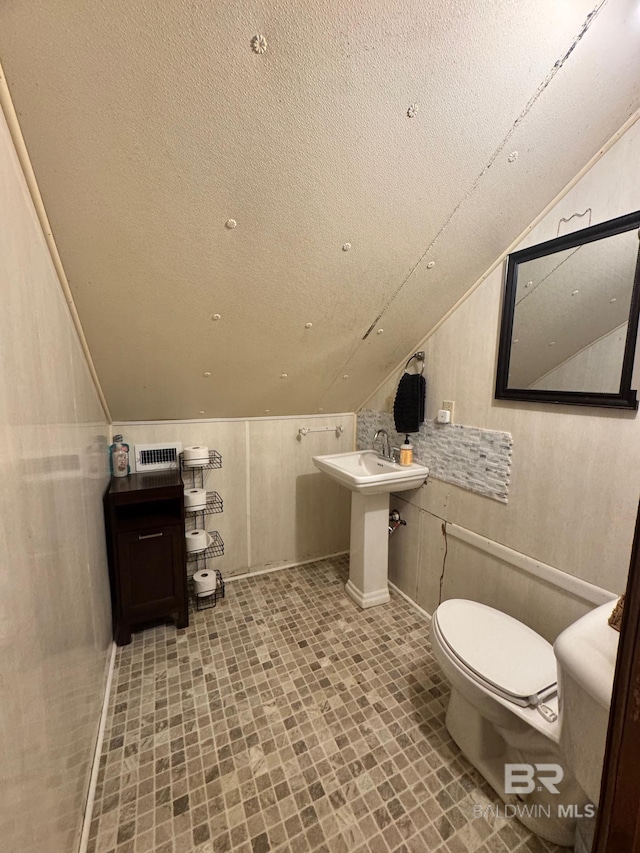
[138,532,163,540]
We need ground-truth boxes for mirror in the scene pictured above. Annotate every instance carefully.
[496,210,640,409]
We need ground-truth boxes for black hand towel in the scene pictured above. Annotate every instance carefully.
[393,372,426,434]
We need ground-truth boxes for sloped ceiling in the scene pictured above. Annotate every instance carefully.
[0,0,639,420]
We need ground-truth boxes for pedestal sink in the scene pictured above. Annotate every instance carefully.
[313,450,429,608]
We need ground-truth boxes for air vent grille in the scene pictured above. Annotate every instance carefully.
[140,447,177,467]
[132,442,182,472]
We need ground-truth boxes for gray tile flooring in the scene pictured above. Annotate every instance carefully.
[89,557,563,853]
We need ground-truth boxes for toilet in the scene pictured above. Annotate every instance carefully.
[430,598,616,848]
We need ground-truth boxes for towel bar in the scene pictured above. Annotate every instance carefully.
[297,425,344,439]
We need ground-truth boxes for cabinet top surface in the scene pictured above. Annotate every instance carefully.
[108,471,183,495]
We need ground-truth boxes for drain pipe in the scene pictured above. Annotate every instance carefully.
[389,510,406,536]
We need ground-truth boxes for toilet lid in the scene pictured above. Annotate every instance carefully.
[435,599,557,703]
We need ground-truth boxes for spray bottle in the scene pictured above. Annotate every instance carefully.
[109,434,130,478]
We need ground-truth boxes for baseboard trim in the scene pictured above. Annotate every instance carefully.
[79,642,116,853]
[225,551,350,583]
[388,580,432,622]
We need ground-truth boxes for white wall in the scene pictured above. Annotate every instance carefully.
[114,415,355,577]
[366,118,640,639]
[0,109,112,852]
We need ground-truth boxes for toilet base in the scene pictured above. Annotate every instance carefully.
[446,689,583,848]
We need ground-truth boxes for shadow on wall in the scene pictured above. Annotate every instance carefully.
[295,473,351,563]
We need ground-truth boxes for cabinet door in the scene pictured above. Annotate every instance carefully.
[117,525,184,619]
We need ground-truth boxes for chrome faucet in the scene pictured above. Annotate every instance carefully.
[372,428,392,460]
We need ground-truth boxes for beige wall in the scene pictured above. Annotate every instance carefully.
[367,119,640,636]
[115,415,355,577]
[0,109,112,852]
[529,324,627,393]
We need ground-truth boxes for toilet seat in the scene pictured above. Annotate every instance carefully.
[433,599,557,708]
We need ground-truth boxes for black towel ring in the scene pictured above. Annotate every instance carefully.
[404,351,425,375]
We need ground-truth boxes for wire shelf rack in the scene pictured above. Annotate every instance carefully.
[187,531,224,568]
[185,491,223,517]
[180,449,222,470]
[189,569,226,611]
[180,450,222,489]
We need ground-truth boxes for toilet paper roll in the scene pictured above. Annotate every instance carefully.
[193,569,218,597]
[185,529,212,554]
[183,445,209,467]
[184,488,207,510]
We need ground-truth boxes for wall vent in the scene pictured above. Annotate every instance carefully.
[131,442,183,472]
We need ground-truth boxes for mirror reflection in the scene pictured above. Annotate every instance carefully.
[508,229,638,393]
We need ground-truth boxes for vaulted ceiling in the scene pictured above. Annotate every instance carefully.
[1,0,639,420]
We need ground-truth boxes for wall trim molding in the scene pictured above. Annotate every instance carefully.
[388,580,432,623]
[447,522,616,606]
[226,551,350,583]
[78,642,117,853]
[113,412,355,427]
[245,421,252,568]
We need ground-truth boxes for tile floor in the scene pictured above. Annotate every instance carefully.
[88,557,563,853]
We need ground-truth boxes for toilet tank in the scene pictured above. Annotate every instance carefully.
[553,601,620,803]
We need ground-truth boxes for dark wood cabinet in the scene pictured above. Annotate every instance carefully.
[104,471,188,645]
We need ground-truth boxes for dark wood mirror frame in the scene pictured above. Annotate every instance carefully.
[495,210,640,410]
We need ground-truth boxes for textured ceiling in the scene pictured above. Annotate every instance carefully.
[1,0,639,420]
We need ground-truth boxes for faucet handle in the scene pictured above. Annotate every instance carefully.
[391,446,401,463]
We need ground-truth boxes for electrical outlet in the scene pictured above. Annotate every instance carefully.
[442,400,455,422]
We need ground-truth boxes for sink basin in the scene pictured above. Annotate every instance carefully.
[313,449,429,609]
[312,450,429,495]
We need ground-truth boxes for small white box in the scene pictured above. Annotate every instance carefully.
[437,409,451,424]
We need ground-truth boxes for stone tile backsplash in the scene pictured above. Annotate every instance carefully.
[357,409,512,503]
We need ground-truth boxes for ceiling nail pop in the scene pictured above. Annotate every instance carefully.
[251,34,267,54]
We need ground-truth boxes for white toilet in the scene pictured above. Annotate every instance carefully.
[430,598,619,848]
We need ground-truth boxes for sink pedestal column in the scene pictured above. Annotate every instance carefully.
[345,491,391,608]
